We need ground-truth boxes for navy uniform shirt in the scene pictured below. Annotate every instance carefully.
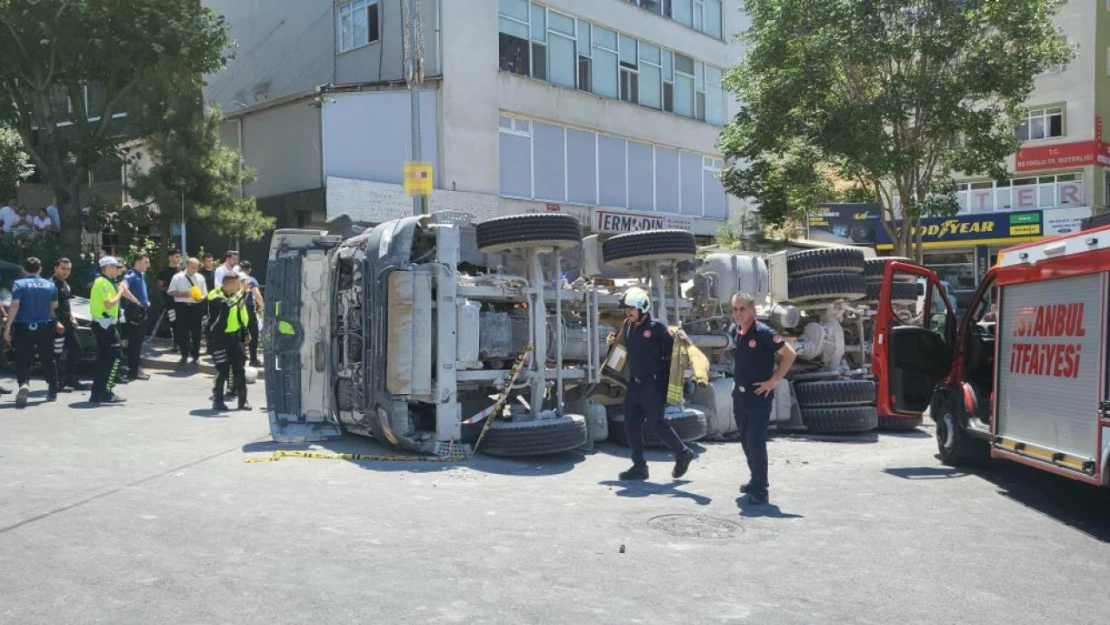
[52,276,72,321]
[624,314,673,381]
[123,269,149,308]
[734,321,785,387]
[12,275,58,324]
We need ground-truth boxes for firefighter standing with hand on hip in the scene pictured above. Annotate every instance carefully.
[730,292,797,505]
[614,286,696,482]
[207,271,251,412]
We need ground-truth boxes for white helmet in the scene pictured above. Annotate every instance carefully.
[618,286,651,313]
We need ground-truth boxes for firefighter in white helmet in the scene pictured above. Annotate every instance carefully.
[615,286,696,481]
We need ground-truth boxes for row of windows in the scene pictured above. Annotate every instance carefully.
[1015,106,1064,142]
[498,115,727,218]
[498,0,728,126]
[619,0,725,40]
[338,0,381,53]
[954,173,1083,214]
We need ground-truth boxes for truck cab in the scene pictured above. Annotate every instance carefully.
[891,227,1110,487]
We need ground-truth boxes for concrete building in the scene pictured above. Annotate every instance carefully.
[807,0,1107,312]
[203,0,747,264]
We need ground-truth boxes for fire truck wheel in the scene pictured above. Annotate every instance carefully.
[862,281,919,305]
[476,213,583,255]
[800,406,878,433]
[786,248,866,277]
[608,409,708,447]
[877,415,923,431]
[787,273,867,303]
[794,379,875,408]
[602,230,697,266]
[477,414,588,457]
[863,257,918,281]
[933,394,987,466]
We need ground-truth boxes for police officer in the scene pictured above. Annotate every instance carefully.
[89,256,129,405]
[207,271,251,412]
[51,258,86,392]
[615,286,696,481]
[121,253,151,381]
[730,292,797,505]
[3,257,59,407]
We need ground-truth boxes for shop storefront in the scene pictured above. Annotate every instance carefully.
[808,204,1093,314]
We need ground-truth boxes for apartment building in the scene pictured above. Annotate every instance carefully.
[810,0,1108,312]
[204,0,746,258]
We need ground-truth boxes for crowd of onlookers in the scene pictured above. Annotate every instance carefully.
[0,197,61,236]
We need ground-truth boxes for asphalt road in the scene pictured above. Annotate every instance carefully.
[1,371,1108,624]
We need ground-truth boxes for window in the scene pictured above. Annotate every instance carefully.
[954,173,1082,213]
[498,115,729,217]
[624,0,721,38]
[619,35,639,104]
[496,3,729,125]
[338,0,380,53]
[1015,106,1064,142]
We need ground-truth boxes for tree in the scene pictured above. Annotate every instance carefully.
[720,0,1074,259]
[0,0,231,252]
[0,124,32,199]
[124,95,274,257]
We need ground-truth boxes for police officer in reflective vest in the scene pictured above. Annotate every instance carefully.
[731,292,797,505]
[89,256,130,405]
[616,286,696,481]
[207,271,251,412]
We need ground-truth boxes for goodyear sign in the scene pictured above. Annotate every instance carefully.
[871,210,1043,250]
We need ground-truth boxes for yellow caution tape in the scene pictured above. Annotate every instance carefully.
[244,344,535,464]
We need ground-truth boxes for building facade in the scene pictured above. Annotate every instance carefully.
[204,0,746,260]
[808,0,1109,312]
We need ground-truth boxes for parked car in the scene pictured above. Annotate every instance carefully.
[0,260,97,372]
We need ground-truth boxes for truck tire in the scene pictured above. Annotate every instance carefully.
[608,409,708,447]
[478,415,588,457]
[878,415,923,431]
[602,230,697,266]
[787,248,866,277]
[801,406,878,433]
[863,281,919,304]
[933,393,987,466]
[863,257,916,281]
[787,273,867,303]
[476,214,583,254]
[794,379,875,408]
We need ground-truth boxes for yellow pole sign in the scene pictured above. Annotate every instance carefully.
[403,161,433,196]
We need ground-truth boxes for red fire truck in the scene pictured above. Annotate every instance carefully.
[883,226,1110,486]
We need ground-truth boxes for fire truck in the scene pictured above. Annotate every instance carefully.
[891,224,1110,486]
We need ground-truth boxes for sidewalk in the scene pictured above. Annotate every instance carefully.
[139,338,262,377]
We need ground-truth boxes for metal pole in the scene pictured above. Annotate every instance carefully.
[555,252,564,414]
[405,0,427,216]
[529,250,547,416]
[180,188,187,254]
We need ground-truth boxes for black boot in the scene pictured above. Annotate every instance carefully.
[213,400,230,411]
[739,482,752,494]
[672,448,696,479]
[619,463,649,481]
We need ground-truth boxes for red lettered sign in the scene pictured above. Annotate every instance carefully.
[1007,303,1087,379]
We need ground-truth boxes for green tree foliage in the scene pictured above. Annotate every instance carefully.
[125,96,274,254]
[0,124,32,199]
[720,0,1074,259]
[0,0,231,250]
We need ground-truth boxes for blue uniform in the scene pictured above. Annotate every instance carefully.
[622,315,688,465]
[123,269,149,307]
[12,275,57,324]
[10,274,59,393]
[733,321,785,494]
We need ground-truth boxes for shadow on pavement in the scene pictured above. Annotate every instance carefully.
[189,408,231,418]
[877,428,932,439]
[599,479,712,506]
[969,459,1110,543]
[882,466,971,480]
[240,433,587,477]
[783,432,880,445]
[734,496,804,519]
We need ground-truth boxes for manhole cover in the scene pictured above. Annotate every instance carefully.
[647,514,744,539]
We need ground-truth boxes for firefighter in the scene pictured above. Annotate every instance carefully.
[615,286,696,481]
[730,292,797,505]
[207,271,250,412]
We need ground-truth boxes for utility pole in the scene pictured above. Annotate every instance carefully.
[402,0,428,216]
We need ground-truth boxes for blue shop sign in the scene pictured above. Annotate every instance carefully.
[868,210,1043,250]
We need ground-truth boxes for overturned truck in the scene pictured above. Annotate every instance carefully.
[264,212,608,457]
[583,229,932,444]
